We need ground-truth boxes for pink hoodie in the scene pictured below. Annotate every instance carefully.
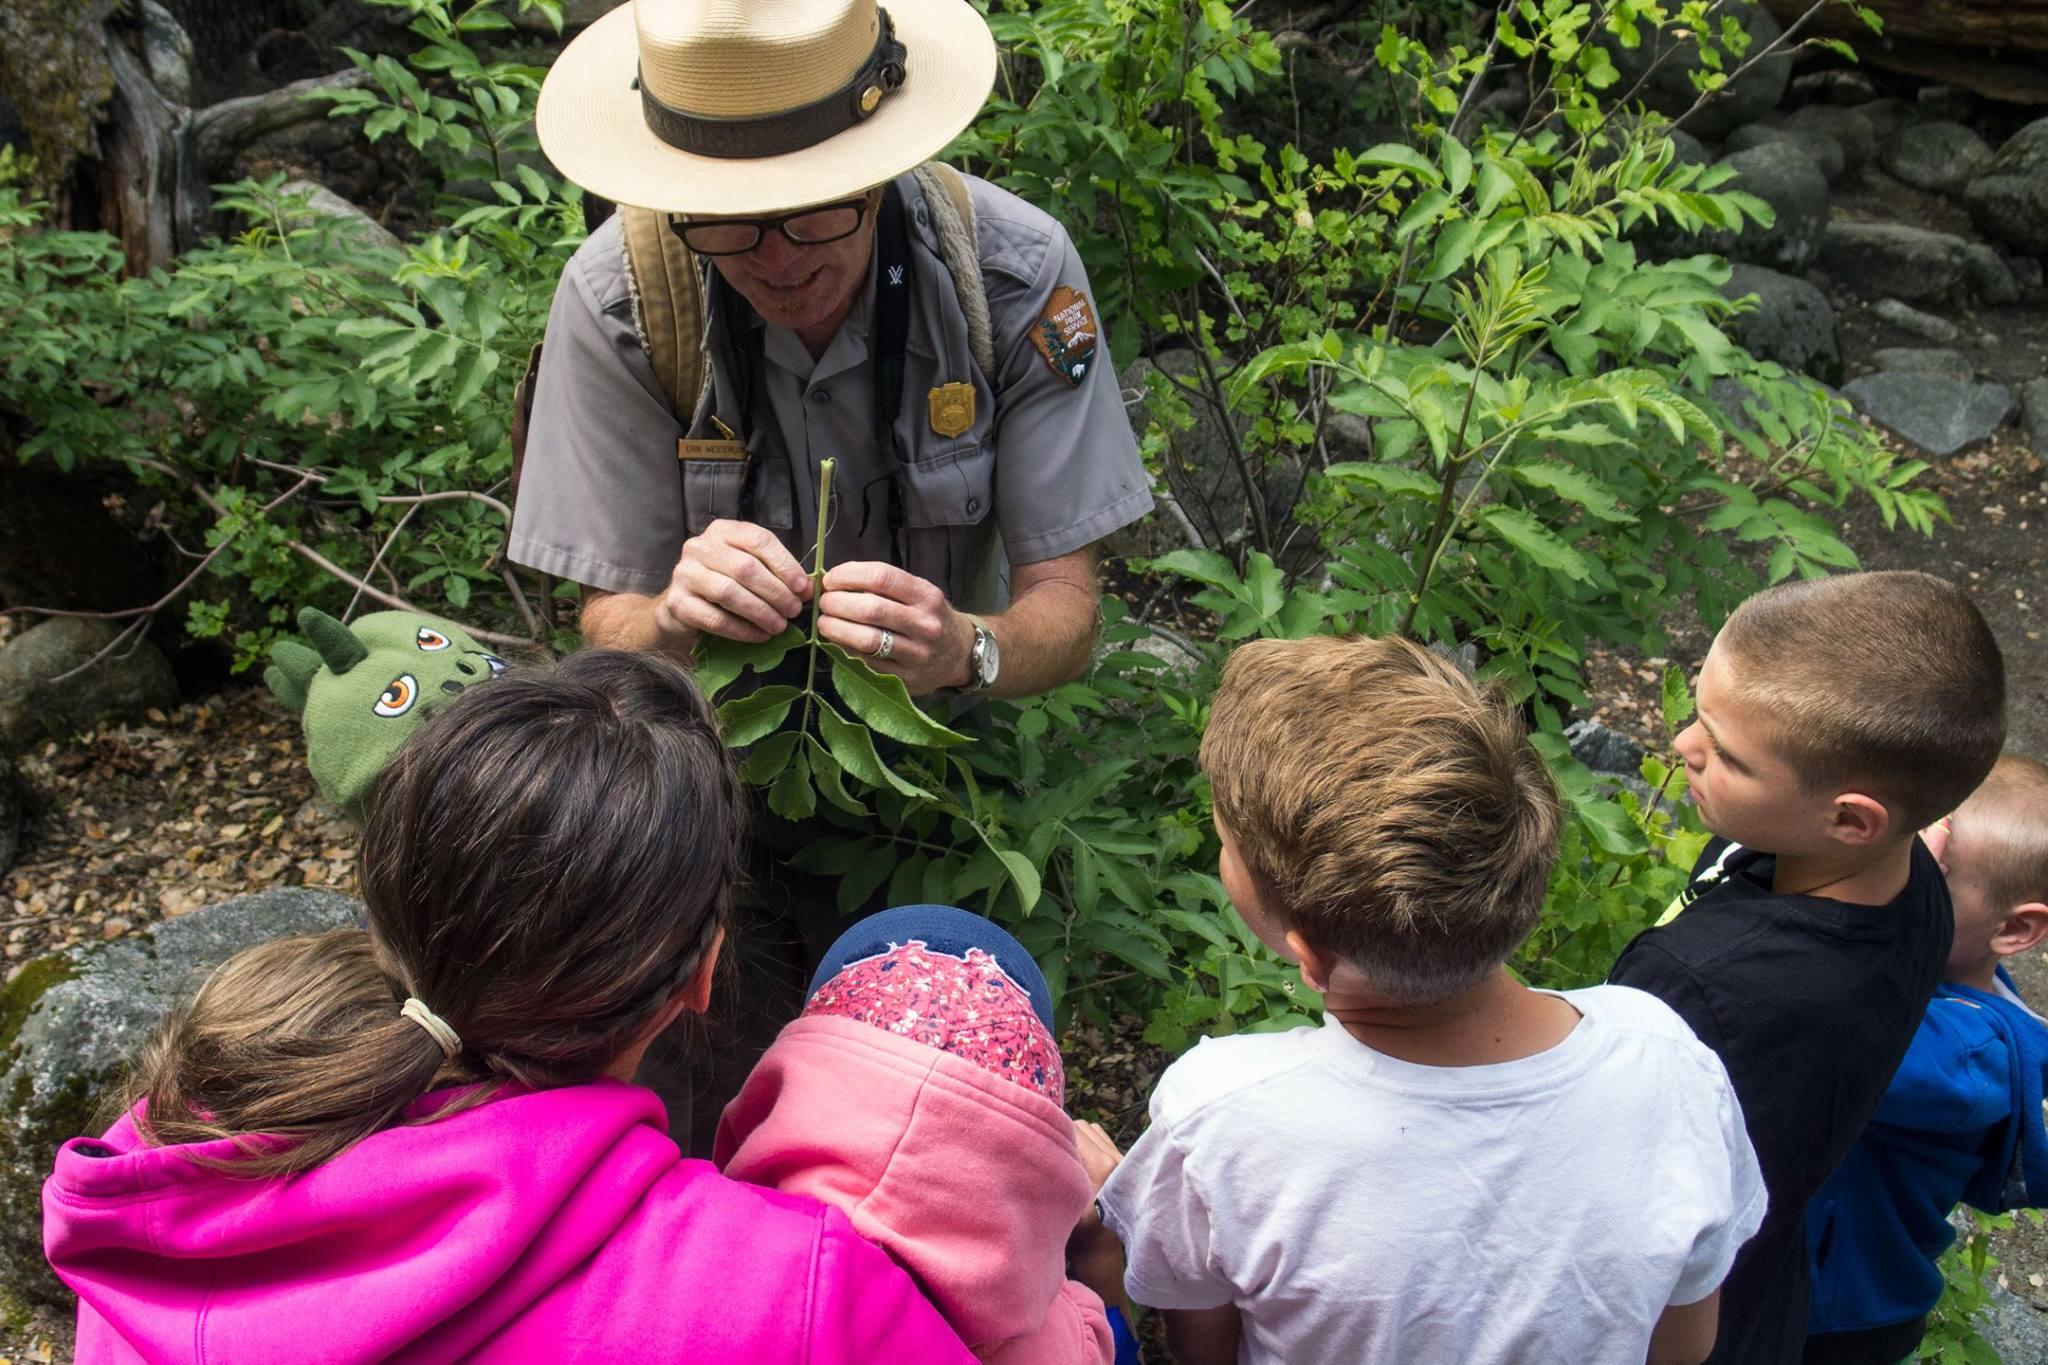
[42,1079,975,1365]
[717,1015,1114,1365]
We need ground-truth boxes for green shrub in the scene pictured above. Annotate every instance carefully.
[4,0,1944,1057]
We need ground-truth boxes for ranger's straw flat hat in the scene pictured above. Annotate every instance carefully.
[537,0,998,217]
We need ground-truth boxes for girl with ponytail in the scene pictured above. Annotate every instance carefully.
[41,650,973,1365]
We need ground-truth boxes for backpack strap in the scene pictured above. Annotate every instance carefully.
[911,162,994,381]
[617,204,708,419]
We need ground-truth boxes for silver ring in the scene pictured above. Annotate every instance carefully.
[872,628,895,660]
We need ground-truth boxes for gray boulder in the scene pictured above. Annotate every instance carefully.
[1720,264,1842,384]
[1870,348,1973,381]
[1814,222,1969,304]
[1604,2,1793,140]
[1666,127,1711,169]
[1871,299,1962,345]
[278,179,402,255]
[1567,719,1647,778]
[1981,1283,2048,1365]
[0,749,23,875]
[1784,104,1876,178]
[1715,142,1832,271]
[1881,120,1993,197]
[1787,69,1879,108]
[1965,117,2048,257]
[2012,257,2048,304]
[1915,84,1976,125]
[0,888,364,1304]
[2023,378,2048,457]
[1723,123,1846,185]
[0,617,178,751]
[1842,374,2015,457]
[1110,349,1250,557]
[1960,244,2020,307]
[1856,98,1915,151]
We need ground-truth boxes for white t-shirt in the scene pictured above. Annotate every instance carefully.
[1098,984,1766,1365]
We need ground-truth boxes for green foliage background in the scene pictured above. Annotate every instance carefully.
[0,0,2002,1344]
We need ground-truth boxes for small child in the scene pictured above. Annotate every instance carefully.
[1803,756,2048,1365]
[717,904,1130,1365]
[1609,570,2007,1365]
[1097,635,1765,1365]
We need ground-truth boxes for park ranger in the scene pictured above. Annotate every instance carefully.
[514,0,1153,700]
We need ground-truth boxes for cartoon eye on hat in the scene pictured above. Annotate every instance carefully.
[416,627,451,651]
[374,675,419,718]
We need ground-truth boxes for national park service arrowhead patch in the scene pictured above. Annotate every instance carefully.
[1031,286,1099,387]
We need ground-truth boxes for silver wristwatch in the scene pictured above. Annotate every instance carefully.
[964,617,1001,693]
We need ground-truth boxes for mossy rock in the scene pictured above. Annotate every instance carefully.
[0,888,362,1306]
[0,0,119,200]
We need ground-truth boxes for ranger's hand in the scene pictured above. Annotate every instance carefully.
[658,520,812,646]
[818,561,975,696]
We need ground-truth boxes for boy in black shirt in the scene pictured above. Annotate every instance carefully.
[1609,570,2006,1365]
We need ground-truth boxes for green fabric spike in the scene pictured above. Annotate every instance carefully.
[278,609,509,819]
[264,639,323,716]
[299,607,369,675]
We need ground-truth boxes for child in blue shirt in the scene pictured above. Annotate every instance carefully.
[1805,755,2048,1364]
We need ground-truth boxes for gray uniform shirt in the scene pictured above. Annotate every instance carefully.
[507,171,1152,614]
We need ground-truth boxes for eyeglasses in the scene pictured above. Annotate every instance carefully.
[670,197,871,257]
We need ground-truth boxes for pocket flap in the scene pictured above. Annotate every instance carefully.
[899,443,995,529]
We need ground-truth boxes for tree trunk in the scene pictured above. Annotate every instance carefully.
[1765,0,2048,103]
[6,4,373,274]
[98,15,372,274]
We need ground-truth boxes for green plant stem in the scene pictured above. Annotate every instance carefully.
[799,457,836,740]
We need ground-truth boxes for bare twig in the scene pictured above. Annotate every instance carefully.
[1195,248,1248,329]
[499,566,544,642]
[11,474,323,683]
[287,541,531,649]
[345,500,422,622]
[1668,0,1830,136]
[135,459,536,648]
[1154,489,1210,551]
[246,459,517,526]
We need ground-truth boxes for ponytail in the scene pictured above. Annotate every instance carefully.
[128,930,484,1176]
[128,649,740,1176]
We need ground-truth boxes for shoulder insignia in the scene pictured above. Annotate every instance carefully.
[1030,286,1098,387]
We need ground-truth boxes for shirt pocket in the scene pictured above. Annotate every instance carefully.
[678,445,794,535]
[898,442,995,529]
[680,458,745,536]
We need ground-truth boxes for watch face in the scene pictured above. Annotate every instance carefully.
[976,626,1001,688]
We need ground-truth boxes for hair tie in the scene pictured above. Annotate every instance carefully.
[399,997,462,1058]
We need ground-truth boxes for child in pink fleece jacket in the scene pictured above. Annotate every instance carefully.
[718,904,1134,1365]
[42,651,974,1365]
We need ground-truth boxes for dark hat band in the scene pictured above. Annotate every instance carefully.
[638,8,908,161]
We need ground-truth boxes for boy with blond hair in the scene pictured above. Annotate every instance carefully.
[1609,570,2007,1364]
[1096,635,1766,1365]
[1804,756,2048,1364]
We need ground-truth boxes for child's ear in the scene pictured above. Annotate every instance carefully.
[1285,930,1335,994]
[1826,792,1892,847]
[1992,904,2048,961]
[678,926,726,1015]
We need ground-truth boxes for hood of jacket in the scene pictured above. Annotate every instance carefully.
[716,1014,1096,1350]
[44,1078,973,1365]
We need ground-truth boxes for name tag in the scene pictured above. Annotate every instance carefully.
[677,438,746,461]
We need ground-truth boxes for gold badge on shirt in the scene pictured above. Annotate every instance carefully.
[927,382,976,439]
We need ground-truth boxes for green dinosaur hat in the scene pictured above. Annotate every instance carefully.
[265,607,508,819]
